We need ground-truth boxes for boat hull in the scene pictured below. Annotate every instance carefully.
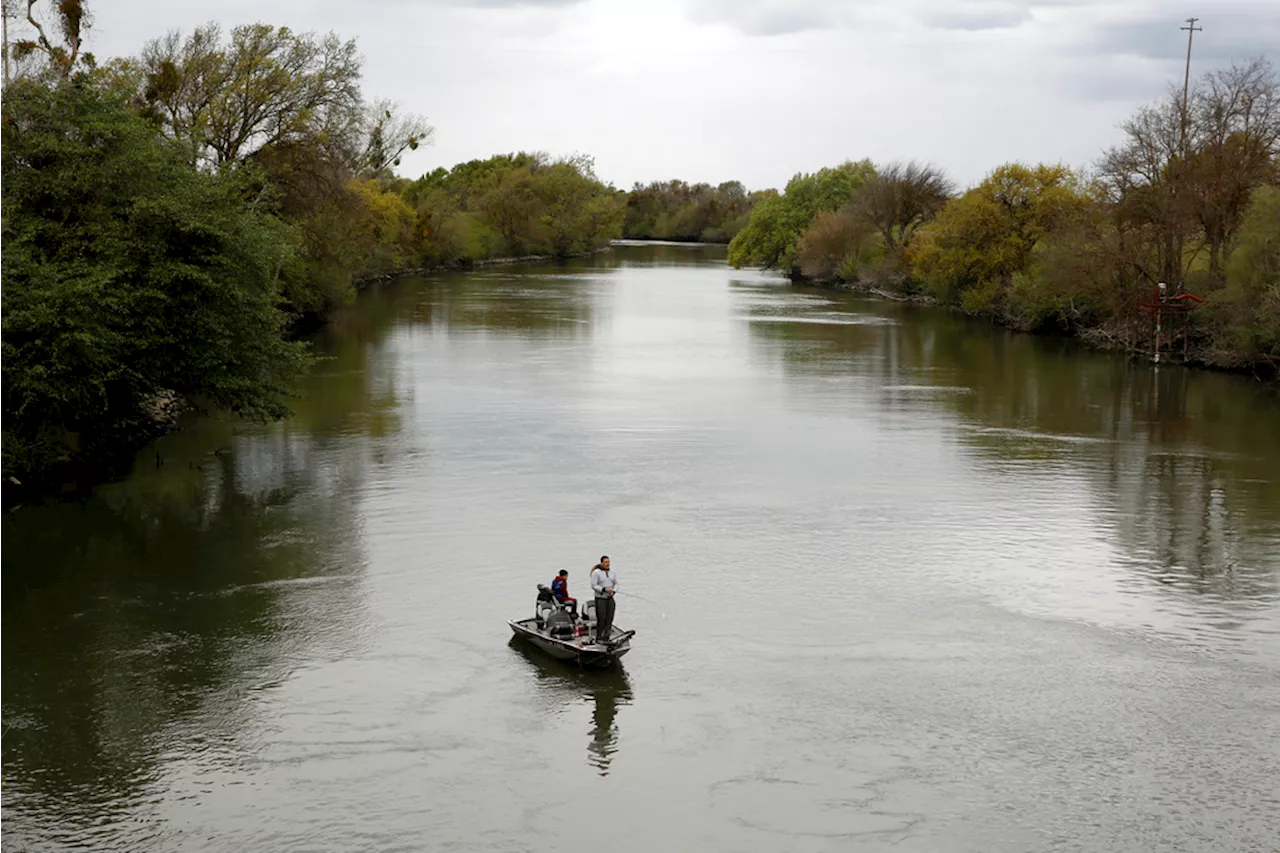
[508,618,633,669]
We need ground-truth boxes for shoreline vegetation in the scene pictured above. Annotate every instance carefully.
[723,64,1279,380]
[2,5,1277,503]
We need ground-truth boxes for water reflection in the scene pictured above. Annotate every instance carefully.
[507,638,633,776]
[738,283,1280,607]
[415,271,601,337]
[344,245,725,342]
[0,313,398,850]
[610,241,730,267]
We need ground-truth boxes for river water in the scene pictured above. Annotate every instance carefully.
[4,243,1279,852]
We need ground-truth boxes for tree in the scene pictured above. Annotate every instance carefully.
[1,78,311,483]
[8,0,90,78]
[1098,58,1280,291]
[478,165,541,254]
[137,23,364,167]
[726,192,795,269]
[728,160,876,272]
[126,24,434,315]
[536,155,623,257]
[621,178,756,243]
[795,210,876,281]
[1207,184,1280,366]
[911,163,1089,306]
[853,161,953,259]
[357,98,433,178]
[1184,58,1280,284]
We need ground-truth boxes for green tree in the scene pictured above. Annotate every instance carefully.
[728,160,876,273]
[536,156,623,257]
[620,179,755,243]
[1,78,311,484]
[1208,185,1280,366]
[478,165,542,254]
[911,163,1089,309]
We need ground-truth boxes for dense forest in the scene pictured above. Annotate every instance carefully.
[727,60,1280,375]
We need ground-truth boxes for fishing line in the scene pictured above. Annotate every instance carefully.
[614,590,667,619]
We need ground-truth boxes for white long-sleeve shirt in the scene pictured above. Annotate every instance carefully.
[590,566,617,596]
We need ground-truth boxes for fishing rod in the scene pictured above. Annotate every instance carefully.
[613,590,667,619]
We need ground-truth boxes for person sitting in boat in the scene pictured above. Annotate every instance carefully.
[550,569,577,618]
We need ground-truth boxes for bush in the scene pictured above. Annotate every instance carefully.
[1,78,312,483]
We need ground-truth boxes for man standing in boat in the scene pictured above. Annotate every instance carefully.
[590,556,617,642]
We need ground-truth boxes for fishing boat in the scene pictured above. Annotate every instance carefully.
[508,584,635,669]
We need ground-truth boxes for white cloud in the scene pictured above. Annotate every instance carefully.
[71,0,1280,190]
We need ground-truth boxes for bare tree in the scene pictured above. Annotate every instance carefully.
[138,24,364,167]
[1185,57,1280,282]
[1099,58,1280,289]
[1098,92,1195,287]
[357,99,434,177]
[853,161,953,257]
[8,0,89,78]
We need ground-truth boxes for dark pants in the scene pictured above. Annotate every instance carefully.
[595,595,616,639]
[559,597,577,618]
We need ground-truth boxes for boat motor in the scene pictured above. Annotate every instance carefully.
[535,584,555,626]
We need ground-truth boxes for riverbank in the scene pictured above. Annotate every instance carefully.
[801,274,1278,382]
[352,246,615,287]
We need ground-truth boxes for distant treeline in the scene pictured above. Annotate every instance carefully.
[620,180,767,243]
[726,59,1280,376]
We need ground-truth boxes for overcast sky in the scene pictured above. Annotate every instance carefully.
[68,0,1280,190]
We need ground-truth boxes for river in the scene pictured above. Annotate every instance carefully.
[4,243,1279,852]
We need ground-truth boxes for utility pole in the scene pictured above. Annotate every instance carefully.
[2,0,10,87]
[1179,16,1202,156]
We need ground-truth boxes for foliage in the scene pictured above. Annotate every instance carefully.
[728,160,876,273]
[1206,185,1280,365]
[136,23,365,167]
[1,78,312,483]
[795,211,878,281]
[852,162,954,259]
[1006,204,1127,332]
[911,163,1090,305]
[622,180,757,243]
[403,152,622,263]
[112,23,434,316]
[9,0,92,78]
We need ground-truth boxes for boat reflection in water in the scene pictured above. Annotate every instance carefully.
[507,637,633,775]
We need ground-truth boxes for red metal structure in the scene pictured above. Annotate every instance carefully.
[1136,283,1203,363]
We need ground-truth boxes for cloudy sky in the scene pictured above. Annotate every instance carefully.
[68,0,1280,190]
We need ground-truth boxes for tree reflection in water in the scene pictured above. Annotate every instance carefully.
[737,283,1280,601]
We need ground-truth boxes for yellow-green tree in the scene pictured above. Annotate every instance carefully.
[911,163,1090,310]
